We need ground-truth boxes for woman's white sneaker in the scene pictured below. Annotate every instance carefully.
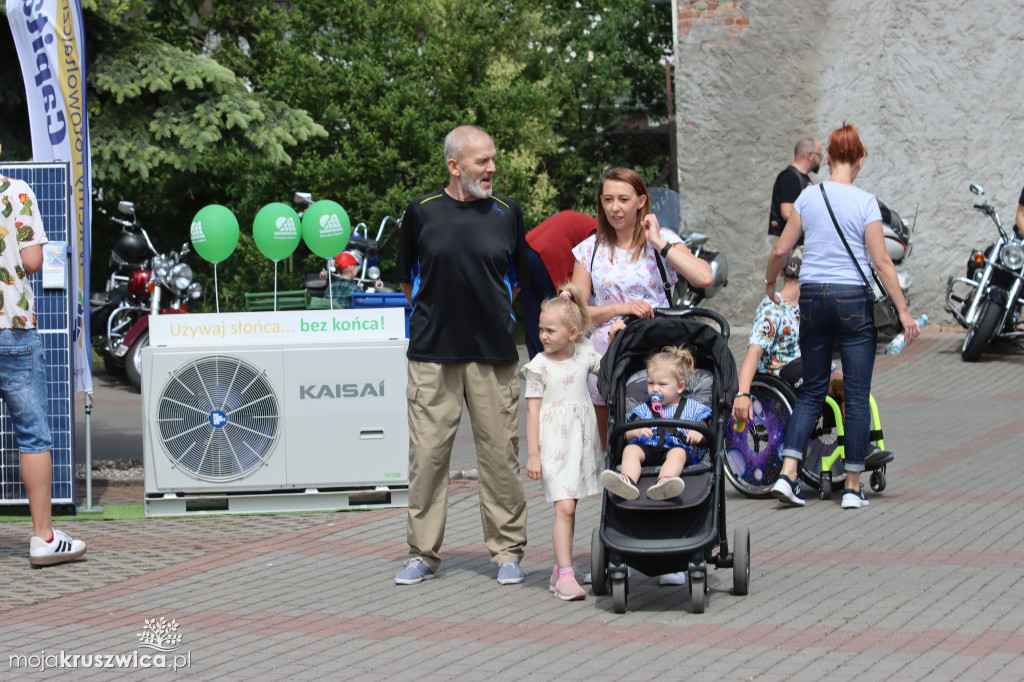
[771,475,806,506]
[841,487,870,509]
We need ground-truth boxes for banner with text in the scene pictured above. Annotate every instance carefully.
[149,309,408,348]
[8,0,93,392]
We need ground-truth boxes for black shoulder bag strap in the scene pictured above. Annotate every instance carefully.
[791,164,811,190]
[652,244,674,305]
[818,184,884,296]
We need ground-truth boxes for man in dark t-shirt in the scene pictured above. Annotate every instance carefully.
[394,125,529,587]
[768,137,822,236]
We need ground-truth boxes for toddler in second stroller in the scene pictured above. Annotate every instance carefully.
[591,311,749,614]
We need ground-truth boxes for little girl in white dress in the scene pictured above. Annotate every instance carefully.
[522,283,606,601]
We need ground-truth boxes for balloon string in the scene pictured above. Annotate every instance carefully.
[273,261,279,312]
[327,259,334,309]
[213,262,220,314]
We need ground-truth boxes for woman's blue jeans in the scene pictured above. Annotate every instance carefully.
[781,284,877,472]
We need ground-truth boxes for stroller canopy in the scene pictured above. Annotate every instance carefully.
[598,317,739,408]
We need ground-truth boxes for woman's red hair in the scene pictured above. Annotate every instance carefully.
[827,122,868,165]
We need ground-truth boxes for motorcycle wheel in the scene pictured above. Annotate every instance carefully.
[125,331,148,391]
[961,298,1001,362]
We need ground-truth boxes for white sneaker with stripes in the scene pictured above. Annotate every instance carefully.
[29,528,87,566]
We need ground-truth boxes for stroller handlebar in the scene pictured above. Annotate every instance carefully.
[654,307,730,340]
[610,418,714,444]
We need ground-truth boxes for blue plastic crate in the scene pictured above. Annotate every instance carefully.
[350,292,411,338]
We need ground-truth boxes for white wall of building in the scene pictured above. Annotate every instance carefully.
[673,0,1024,325]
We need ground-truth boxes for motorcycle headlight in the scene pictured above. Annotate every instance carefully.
[366,265,381,281]
[187,282,203,300]
[152,256,171,279]
[1000,244,1024,269]
[170,263,193,290]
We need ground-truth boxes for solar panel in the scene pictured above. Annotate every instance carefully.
[0,162,75,507]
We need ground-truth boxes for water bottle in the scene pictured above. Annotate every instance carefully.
[886,314,928,355]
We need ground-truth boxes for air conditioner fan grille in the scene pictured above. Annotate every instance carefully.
[157,355,280,482]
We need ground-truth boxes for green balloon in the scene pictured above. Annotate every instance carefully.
[253,203,301,261]
[190,204,240,263]
[301,200,351,259]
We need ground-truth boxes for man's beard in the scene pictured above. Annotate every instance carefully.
[459,166,492,199]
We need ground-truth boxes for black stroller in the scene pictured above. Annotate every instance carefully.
[591,310,748,613]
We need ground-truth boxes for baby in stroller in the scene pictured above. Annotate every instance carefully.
[600,346,712,501]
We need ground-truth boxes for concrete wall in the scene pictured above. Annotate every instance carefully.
[673,0,1024,325]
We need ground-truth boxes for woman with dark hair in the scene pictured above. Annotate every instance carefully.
[571,167,713,449]
[765,123,919,510]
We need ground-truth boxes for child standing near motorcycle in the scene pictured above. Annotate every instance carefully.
[329,252,361,308]
[521,284,606,601]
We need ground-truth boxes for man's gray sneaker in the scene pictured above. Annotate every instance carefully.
[395,557,435,585]
[496,561,525,584]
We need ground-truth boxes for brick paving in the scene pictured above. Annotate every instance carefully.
[0,333,1023,680]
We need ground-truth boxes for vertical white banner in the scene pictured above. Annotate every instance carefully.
[7,0,93,392]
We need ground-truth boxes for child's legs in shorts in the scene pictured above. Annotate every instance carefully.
[620,443,645,482]
[552,499,578,569]
[658,447,688,479]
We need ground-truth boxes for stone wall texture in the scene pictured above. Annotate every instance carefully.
[672,0,1024,325]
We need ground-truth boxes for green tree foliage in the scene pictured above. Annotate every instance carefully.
[202,1,562,224]
[6,1,669,312]
[531,1,673,205]
[69,1,327,310]
[200,0,669,222]
[193,0,669,308]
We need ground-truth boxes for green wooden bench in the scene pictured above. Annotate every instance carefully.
[244,289,311,312]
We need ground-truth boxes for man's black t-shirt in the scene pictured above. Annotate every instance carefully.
[396,190,527,364]
[768,165,811,235]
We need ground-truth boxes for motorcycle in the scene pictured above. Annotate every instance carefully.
[945,183,1024,361]
[878,198,916,297]
[293,192,401,299]
[90,201,202,389]
[647,187,729,307]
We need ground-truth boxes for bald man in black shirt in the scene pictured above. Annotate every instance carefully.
[768,137,822,236]
[395,125,529,587]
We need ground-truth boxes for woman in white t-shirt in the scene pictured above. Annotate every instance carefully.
[571,167,713,449]
[764,123,919,511]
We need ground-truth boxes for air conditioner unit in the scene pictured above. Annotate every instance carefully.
[141,309,409,516]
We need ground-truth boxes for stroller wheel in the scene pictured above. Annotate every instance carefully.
[590,528,608,596]
[870,469,886,493]
[733,527,750,596]
[612,576,628,614]
[819,473,833,500]
[690,574,706,614]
